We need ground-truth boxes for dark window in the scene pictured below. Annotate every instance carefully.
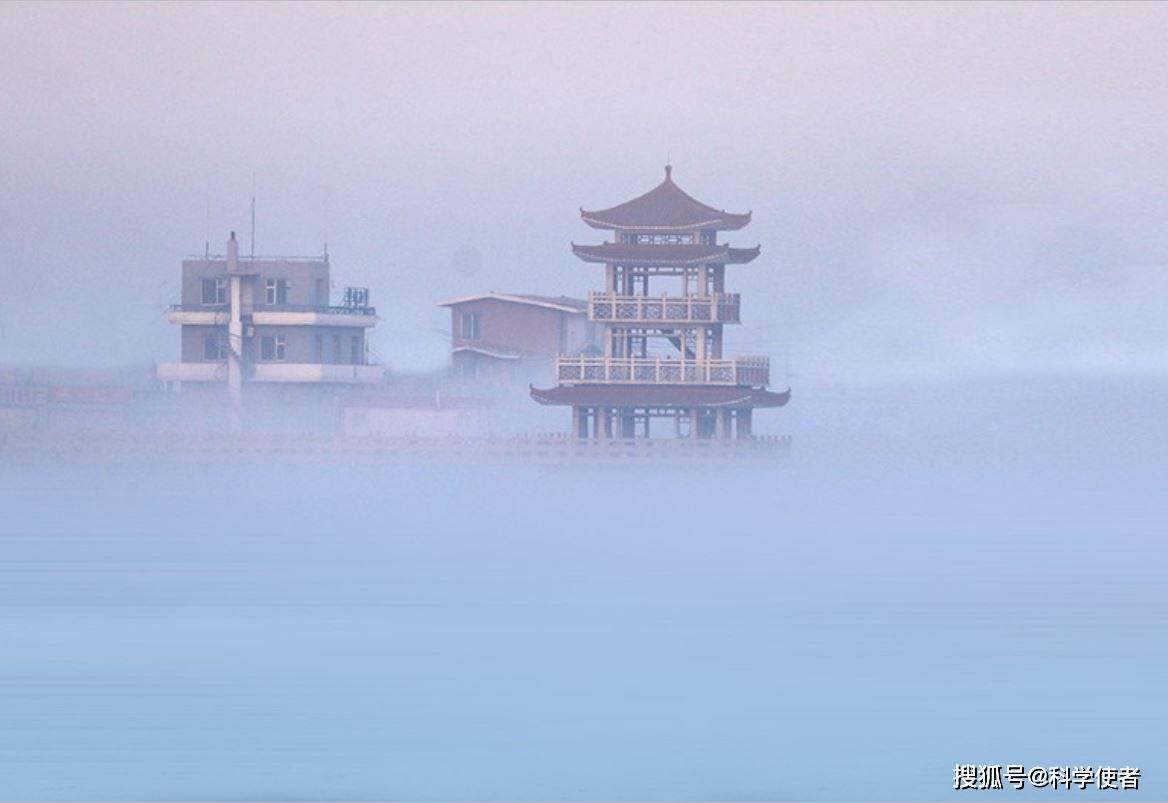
[265,279,289,305]
[201,278,227,305]
[332,335,341,364]
[260,335,286,362]
[460,312,481,341]
[314,334,324,363]
[202,332,226,361]
[350,335,360,365]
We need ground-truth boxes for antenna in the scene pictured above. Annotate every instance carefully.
[204,194,211,258]
[322,183,330,256]
[250,172,256,258]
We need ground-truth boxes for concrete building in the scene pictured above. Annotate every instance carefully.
[157,233,384,401]
[436,292,600,382]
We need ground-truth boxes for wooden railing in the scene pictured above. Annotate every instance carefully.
[555,355,769,386]
[587,292,740,324]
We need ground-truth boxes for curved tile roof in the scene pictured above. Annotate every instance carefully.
[571,243,760,266]
[580,166,752,231]
[530,384,790,408]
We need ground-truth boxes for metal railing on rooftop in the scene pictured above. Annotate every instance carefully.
[170,303,376,316]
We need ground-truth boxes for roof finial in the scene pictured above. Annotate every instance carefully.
[665,162,672,180]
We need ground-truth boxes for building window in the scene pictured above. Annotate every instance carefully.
[350,335,360,365]
[201,278,227,305]
[700,230,716,245]
[202,332,227,361]
[332,335,341,364]
[460,312,481,341]
[260,335,286,361]
[265,279,289,305]
[314,334,324,363]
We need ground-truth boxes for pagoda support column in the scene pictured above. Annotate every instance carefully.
[621,410,636,439]
[601,407,613,439]
[716,408,730,440]
[737,408,753,439]
[689,407,699,439]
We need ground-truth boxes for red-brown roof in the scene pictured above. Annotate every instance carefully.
[580,166,752,231]
[436,292,586,313]
[571,242,760,266]
[530,384,791,408]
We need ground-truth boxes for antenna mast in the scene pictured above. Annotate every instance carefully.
[250,173,256,258]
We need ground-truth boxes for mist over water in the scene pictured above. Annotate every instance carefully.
[3,376,1166,800]
[2,2,1167,800]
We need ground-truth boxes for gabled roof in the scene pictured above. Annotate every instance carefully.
[580,166,752,232]
[571,243,761,266]
[436,292,586,314]
[452,344,524,360]
[530,384,791,409]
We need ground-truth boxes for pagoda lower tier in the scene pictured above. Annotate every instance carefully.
[529,383,790,440]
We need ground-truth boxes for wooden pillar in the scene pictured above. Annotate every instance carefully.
[689,408,699,439]
[601,407,613,439]
[571,406,584,439]
[737,408,753,439]
[673,411,682,438]
[622,409,636,439]
[715,408,729,440]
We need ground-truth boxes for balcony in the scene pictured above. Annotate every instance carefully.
[555,356,769,386]
[250,363,384,384]
[250,304,376,328]
[168,305,230,326]
[156,362,227,382]
[156,362,384,384]
[168,304,377,328]
[587,292,740,325]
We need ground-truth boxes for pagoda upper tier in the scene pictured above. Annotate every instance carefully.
[572,242,760,266]
[580,165,752,232]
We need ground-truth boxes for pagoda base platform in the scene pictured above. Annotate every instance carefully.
[530,383,790,409]
[530,383,790,440]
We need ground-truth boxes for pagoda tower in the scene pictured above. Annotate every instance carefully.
[531,166,789,440]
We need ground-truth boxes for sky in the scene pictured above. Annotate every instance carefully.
[1,1,1166,381]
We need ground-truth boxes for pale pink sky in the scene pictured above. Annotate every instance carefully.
[1,1,1166,377]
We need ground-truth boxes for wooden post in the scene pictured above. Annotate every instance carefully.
[737,408,753,439]
[715,408,729,440]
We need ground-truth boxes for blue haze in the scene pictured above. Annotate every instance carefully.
[2,376,1165,800]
